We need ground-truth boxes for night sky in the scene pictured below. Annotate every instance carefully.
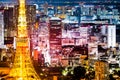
[1,0,120,3]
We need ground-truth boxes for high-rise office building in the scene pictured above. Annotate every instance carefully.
[107,25,116,48]
[95,61,109,80]
[4,7,15,45]
[116,25,120,43]
[49,17,62,54]
[0,11,4,48]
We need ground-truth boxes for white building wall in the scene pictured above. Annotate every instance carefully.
[107,25,116,48]
[0,12,4,48]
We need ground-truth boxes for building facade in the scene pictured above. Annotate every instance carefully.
[0,11,4,48]
[49,17,62,54]
[4,7,15,45]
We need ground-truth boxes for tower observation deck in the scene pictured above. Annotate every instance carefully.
[7,0,41,80]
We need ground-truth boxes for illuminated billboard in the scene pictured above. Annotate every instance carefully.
[107,25,116,48]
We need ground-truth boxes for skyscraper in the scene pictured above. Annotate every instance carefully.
[4,7,15,45]
[0,11,4,48]
[49,17,62,54]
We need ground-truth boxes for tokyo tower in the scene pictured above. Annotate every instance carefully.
[7,0,41,80]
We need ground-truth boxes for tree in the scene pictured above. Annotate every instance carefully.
[72,66,86,80]
[109,74,116,80]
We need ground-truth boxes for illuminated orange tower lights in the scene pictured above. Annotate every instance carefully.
[18,0,27,37]
[8,0,41,80]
